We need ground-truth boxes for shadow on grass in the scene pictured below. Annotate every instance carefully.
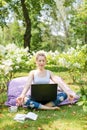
[46,65,68,72]
[71,80,87,89]
[17,66,69,73]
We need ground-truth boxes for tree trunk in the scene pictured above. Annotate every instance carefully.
[21,0,31,50]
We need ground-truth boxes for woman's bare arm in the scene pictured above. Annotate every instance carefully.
[16,70,34,106]
[49,71,77,99]
[20,70,34,97]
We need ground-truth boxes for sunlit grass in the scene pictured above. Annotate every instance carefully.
[0,105,87,130]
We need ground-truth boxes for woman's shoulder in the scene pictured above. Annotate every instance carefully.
[47,69,53,74]
[46,70,53,78]
[29,70,36,76]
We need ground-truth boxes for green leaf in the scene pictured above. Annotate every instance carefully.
[77,101,84,106]
[83,105,87,112]
[82,95,87,101]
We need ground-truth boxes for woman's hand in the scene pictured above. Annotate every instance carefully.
[16,95,25,106]
[68,94,76,104]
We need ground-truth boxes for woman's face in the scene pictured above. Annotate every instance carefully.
[36,55,46,69]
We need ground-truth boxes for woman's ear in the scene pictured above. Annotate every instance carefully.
[35,60,38,66]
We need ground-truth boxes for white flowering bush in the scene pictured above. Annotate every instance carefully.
[0,43,87,93]
[46,50,60,65]
[57,45,87,82]
[0,44,31,87]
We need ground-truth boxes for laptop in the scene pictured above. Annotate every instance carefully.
[31,84,57,104]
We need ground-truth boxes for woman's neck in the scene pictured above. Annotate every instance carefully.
[36,68,47,77]
[37,68,45,72]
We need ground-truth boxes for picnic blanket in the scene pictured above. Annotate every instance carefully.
[5,76,79,107]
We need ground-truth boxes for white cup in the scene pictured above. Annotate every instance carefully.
[9,106,18,112]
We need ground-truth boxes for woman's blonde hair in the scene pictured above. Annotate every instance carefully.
[35,50,46,60]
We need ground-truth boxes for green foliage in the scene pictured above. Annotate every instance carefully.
[64,0,75,7]
[0,0,9,27]
[77,87,87,112]
[76,74,87,112]
[0,0,57,50]
[1,0,87,51]
[0,19,24,46]
[70,0,87,44]
[30,21,42,51]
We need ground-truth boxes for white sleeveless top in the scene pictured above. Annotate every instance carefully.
[33,70,50,84]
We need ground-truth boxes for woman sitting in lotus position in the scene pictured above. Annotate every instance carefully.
[16,51,78,110]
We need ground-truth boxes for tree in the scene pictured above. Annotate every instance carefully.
[0,0,55,51]
[1,0,84,51]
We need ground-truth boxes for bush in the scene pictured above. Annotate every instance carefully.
[0,44,86,96]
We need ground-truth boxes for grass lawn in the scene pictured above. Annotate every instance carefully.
[0,105,87,130]
[0,69,87,130]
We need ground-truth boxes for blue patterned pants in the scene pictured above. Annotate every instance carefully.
[24,92,67,109]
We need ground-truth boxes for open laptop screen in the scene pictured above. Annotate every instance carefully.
[31,84,57,104]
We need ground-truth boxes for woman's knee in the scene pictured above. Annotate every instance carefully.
[24,97,41,109]
[53,92,67,106]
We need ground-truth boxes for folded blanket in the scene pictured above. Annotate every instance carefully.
[5,76,79,107]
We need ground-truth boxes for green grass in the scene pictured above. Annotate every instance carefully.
[0,105,87,130]
[0,69,87,130]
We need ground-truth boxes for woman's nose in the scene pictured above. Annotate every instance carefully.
[40,61,44,64]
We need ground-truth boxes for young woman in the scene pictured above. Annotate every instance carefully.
[16,51,78,110]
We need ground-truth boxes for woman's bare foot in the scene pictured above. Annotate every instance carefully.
[39,104,60,110]
[51,106,60,110]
